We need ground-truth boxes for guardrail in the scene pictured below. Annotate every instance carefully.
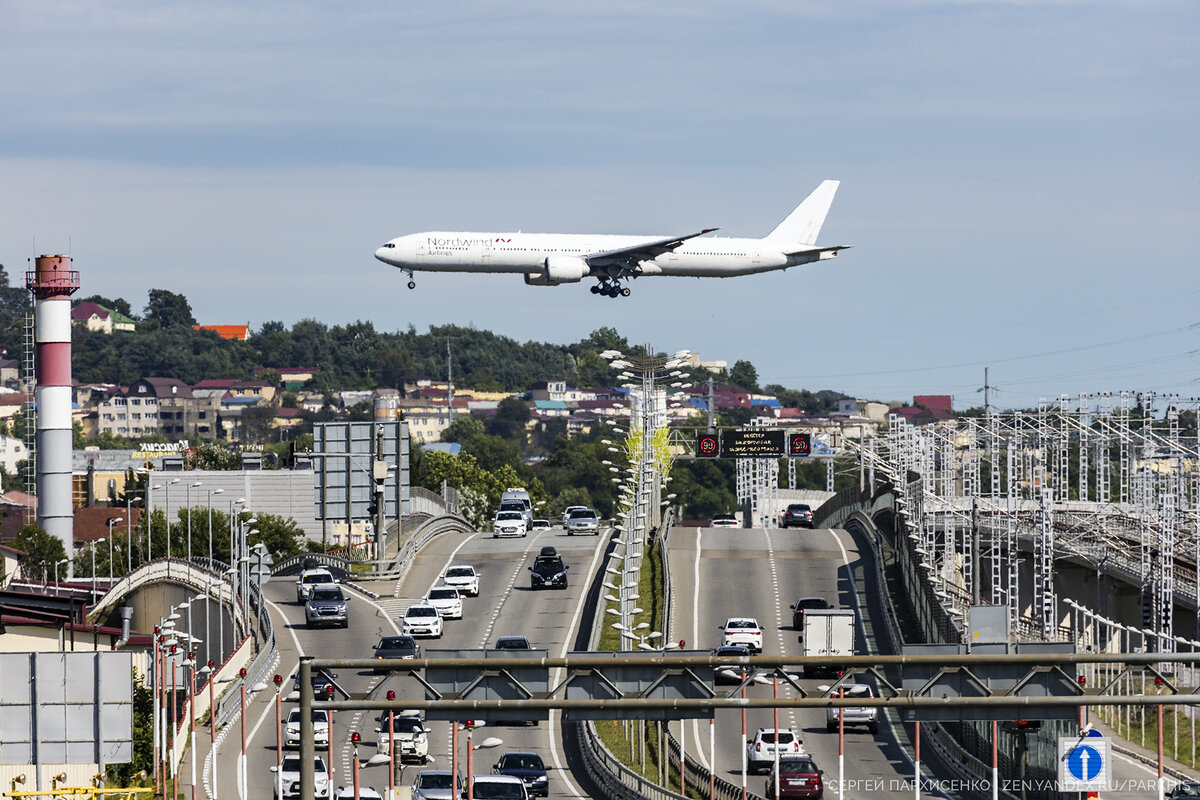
[378,513,473,584]
[572,510,771,800]
[214,573,278,729]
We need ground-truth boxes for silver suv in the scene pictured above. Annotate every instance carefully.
[305,585,348,629]
[825,682,879,733]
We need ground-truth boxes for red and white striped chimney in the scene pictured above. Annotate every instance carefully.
[26,255,80,572]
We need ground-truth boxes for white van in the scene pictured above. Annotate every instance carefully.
[500,488,532,523]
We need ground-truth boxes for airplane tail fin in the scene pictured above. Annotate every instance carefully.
[765,180,840,245]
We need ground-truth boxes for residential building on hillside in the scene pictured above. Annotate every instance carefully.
[254,366,320,389]
[0,435,29,476]
[228,380,276,405]
[71,301,137,334]
[0,394,27,421]
[0,357,20,390]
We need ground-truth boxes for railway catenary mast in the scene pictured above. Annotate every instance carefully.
[26,255,80,572]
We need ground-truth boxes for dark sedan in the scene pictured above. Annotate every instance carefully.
[789,596,831,631]
[765,756,824,799]
[781,503,815,528]
[373,635,421,672]
[493,751,548,797]
[712,645,752,685]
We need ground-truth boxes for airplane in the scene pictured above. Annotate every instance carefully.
[374,180,848,298]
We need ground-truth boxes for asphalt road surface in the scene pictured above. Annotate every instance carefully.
[211,524,607,800]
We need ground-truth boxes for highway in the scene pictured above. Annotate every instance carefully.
[189,519,1181,800]
[669,525,919,800]
[211,524,608,800]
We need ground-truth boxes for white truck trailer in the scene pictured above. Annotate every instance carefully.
[802,608,855,676]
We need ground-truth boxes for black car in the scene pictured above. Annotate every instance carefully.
[292,669,338,697]
[373,635,421,672]
[712,645,751,684]
[493,751,549,797]
[529,547,569,590]
[1171,782,1200,798]
[789,596,831,631]
[781,503,815,529]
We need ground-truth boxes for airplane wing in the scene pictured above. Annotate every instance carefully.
[585,228,718,265]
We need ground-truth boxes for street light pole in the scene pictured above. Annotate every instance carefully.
[91,539,105,597]
[165,476,181,564]
[147,483,162,563]
[207,488,225,564]
[106,518,122,581]
[187,481,202,565]
[126,492,141,574]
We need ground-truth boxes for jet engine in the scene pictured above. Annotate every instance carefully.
[529,255,589,285]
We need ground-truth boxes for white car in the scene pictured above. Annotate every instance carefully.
[493,510,528,538]
[376,712,430,762]
[283,708,329,749]
[561,506,587,526]
[272,754,330,799]
[333,787,383,800]
[710,514,739,528]
[402,604,444,638]
[721,617,764,653]
[424,586,463,619]
[746,728,805,773]
[296,568,336,603]
[443,565,479,597]
[565,508,599,535]
[467,774,529,800]
[825,683,879,733]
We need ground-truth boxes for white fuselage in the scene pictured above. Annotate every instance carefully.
[375,232,808,278]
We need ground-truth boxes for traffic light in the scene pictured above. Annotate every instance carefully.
[788,433,811,456]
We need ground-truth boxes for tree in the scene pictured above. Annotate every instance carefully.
[441,415,485,445]
[729,359,760,393]
[256,368,282,387]
[464,435,520,473]
[143,288,196,329]
[239,406,275,444]
[462,369,503,392]
[11,524,67,580]
[76,294,134,318]
[487,397,531,444]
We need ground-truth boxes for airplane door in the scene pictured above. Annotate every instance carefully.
[480,238,492,267]
[416,240,426,257]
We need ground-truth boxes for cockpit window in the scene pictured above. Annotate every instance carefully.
[382,243,395,248]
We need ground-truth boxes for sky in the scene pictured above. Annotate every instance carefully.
[3,1,1197,411]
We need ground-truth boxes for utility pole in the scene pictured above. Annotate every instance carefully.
[984,367,990,415]
[446,336,454,425]
[373,424,387,572]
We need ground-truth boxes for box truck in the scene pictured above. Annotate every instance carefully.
[802,608,855,676]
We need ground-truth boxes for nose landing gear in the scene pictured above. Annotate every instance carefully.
[401,268,416,290]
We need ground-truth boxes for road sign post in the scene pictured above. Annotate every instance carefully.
[1058,736,1109,793]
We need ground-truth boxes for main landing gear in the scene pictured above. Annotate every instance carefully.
[590,280,631,298]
